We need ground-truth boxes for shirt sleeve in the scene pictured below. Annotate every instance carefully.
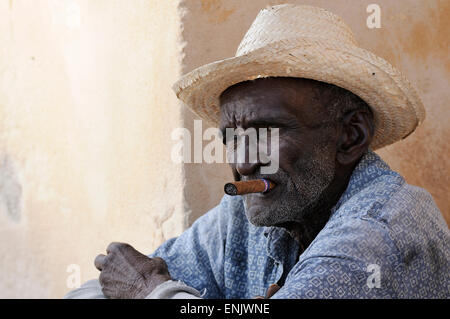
[271,217,404,299]
[145,280,202,299]
[63,279,107,299]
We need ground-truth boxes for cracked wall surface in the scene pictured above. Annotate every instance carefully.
[0,0,448,298]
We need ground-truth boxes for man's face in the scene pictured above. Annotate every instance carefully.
[219,78,339,227]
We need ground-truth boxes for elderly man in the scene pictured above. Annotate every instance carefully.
[65,4,449,299]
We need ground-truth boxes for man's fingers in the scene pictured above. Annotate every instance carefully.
[151,257,168,268]
[94,254,106,271]
[266,283,280,298]
[106,242,122,254]
[106,242,133,254]
[253,284,281,299]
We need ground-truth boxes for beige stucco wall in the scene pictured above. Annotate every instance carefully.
[0,0,186,298]
[0,0,448,299]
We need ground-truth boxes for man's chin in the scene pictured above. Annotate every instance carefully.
[245,206,268,226]
[244,202,288,227]
[243,194,312,227]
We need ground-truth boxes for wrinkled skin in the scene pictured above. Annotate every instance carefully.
[94,242,171,299]
[94,77,374,298]
[254,283,281,299]
[219,78,373,249]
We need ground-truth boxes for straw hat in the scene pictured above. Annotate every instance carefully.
[172,4,425,150]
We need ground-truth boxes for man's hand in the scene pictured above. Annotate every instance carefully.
[254,283,281,299]
[94,242,171,299]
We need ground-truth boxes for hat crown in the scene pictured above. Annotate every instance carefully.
[236,4,358,56]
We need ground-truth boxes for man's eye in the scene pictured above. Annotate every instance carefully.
[260,126,281,136]
[258,124,280,131]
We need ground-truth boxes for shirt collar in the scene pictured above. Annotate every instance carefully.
[328,149,395,218]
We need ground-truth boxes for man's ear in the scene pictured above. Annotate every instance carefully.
[336,109,374,166]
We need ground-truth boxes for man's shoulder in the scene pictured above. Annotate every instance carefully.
[376,183,450,256]
[317,178,449,266]
[335,167,444,229]
[381,182,445,227]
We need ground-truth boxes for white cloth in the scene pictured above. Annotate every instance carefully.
[63,279,201,299]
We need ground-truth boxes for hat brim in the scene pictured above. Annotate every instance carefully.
[173,37,425,150]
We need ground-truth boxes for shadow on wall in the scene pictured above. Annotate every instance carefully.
[0,154,22,223]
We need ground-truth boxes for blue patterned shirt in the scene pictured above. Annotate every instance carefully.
[149,150,449,298]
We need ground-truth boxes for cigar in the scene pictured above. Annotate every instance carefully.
[224,179,276,196]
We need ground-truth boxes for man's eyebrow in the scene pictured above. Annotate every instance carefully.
[246,114,300,128]
[246,118,288,127]
[220,115,297,133]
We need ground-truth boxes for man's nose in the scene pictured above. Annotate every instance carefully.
[231,128,269,176]
[236,161,261,176]
[235,143,266,176]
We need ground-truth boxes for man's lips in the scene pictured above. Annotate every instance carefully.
[241,177,280,188]
[239,177,281,198]
[255,182,281,198]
